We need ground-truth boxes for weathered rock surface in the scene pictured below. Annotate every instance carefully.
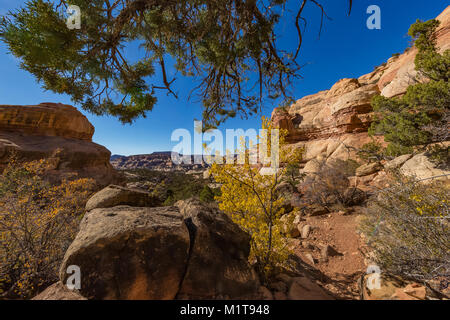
[85,185,161,211]
[60,205,190,300]
[356,162,383,177]
[174,199,259,299]
[0,103,94,140]
[59,198,259,300]
[0,103,120,186]
[32,282,87,300]
[288,276,333,300]
[384,154,412,170]
[400,153,450,181]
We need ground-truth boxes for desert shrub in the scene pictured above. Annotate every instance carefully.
[360,174,449,285]
[426,144,450,169]
[300,159,364,210]
[211,117,302,280]
[357,141,386,162]
[0,158,95,299]
[199,185,216,203]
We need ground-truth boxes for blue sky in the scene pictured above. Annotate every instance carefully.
[0,0,447,155]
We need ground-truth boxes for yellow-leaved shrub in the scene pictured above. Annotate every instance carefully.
[0,157,96,299]
[210,117,303,280]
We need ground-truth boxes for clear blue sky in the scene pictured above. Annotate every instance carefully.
[0,0,447,155]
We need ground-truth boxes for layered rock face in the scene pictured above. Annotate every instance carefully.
[0,102,120,186]
[272,6,450,167]
[57,196,259,300]
[0,103,94,140]
[111,152,209,173]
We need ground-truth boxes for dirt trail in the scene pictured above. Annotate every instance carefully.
[290,210,367,299]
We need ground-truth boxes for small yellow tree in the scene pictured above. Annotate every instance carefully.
[0,157,96,299]
[210,117,303,279]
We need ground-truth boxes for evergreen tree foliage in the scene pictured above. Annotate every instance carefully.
[369,19,450,157]
[0,0,352,128]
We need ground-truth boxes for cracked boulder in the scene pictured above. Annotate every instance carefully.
[59,199,258,300]
[175,199,259,299]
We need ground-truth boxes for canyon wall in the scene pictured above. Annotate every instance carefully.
[272,6,450,168]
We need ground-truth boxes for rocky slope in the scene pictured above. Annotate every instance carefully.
[0,102,120,186]
[271,6,450,178]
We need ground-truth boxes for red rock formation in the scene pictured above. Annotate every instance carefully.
[0,103,94,140]
[0,102,120,186]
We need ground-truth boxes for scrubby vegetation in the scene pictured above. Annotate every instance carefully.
[300,159,364,212]
[361,174,449,286]
[0,158,95,299]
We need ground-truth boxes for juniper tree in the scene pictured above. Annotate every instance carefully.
[369,19,450,157]
[0,0,352,128]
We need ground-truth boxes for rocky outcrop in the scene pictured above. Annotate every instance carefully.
[400,153,450,181]
[0,102,120,186]
[377,8,450,98]
[271,80,378,143]
[271,6,450,169]
[58,197,259,300]
[0,103,94,140]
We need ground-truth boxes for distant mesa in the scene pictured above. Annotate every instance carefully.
[110,152,209,172]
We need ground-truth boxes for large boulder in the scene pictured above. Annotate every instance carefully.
[85,185,161,211]
[59,199,259,300]
[175,199,259,299]
[400,154,450,181]
[0,103,120,186]
[384,154,412,170]
[60,205,190,300]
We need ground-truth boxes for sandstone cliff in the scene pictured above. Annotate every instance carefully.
[272,6,450,171]
[0,102,120,186]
